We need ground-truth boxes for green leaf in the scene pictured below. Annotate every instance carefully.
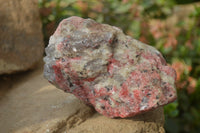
[115,3,132,14]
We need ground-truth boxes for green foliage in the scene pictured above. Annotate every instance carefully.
[140,0,175,18]
[164,101,179,118]
[38,0,200,132]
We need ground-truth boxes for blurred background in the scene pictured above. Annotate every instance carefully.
[38,0,200,133]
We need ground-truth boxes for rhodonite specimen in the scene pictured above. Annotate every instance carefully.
[44,16,177,118]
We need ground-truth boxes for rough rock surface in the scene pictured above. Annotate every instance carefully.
[68,108,165,133]
[0,66,94,133]
[0,0,44,74]
[0,65,165,133]
[44,16,177,118]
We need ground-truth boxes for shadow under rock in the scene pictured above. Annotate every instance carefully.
[0,61,43,99]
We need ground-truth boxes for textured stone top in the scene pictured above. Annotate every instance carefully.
[44,16,177,118]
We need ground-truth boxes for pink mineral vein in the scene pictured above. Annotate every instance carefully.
[43,16,177,118]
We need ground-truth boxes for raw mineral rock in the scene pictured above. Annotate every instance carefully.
[0,0,44,74]
[44,16,177,118]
